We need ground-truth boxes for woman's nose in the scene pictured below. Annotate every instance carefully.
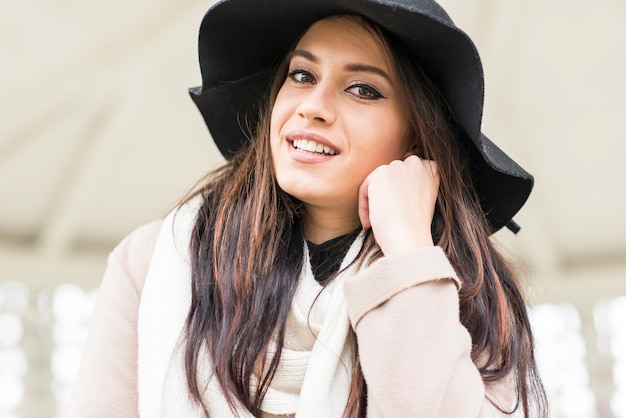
[296,84,337,124]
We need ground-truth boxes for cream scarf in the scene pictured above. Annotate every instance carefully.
[138,199,365,417]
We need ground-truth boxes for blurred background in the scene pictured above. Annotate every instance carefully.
[1,0,625,416]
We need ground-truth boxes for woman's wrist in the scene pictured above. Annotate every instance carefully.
[378,228,435,256]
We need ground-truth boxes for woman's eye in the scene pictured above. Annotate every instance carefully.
[347,84,384,100]
[287,69,314,84]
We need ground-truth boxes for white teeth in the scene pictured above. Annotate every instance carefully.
[293,139,337,155]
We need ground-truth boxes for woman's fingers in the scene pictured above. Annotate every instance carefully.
[358,155,440,255]
[357,174,373,230]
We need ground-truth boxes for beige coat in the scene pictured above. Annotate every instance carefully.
[67,219,514,417]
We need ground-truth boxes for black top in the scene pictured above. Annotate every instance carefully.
[306,231,360,284]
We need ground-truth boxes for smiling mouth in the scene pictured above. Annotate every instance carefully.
[292,139,337,155]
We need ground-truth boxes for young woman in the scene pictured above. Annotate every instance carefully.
[68,1,548,417]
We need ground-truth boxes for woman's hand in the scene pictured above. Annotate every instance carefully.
[358,155,440,256]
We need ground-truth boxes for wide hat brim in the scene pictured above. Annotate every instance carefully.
[189,0,534,233]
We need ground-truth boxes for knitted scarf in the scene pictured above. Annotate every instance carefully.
[137,198,365,417]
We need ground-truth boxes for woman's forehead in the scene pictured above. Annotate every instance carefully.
[294,16,393,67]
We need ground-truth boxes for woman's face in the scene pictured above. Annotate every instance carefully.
[270,16,412,219]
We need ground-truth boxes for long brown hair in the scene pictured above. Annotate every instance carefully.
[183,15,547,417]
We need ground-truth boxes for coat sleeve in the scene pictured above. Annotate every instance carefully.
[65,220,162,418]
[343,247,513,418]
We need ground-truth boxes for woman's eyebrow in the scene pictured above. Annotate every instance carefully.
[288,50,392,83]
[289,50,319,63]
[344,63,392,83]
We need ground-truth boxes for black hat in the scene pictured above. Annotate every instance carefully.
[188,0,533,233]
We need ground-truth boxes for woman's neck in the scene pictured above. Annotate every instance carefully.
[303,205,361,244]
